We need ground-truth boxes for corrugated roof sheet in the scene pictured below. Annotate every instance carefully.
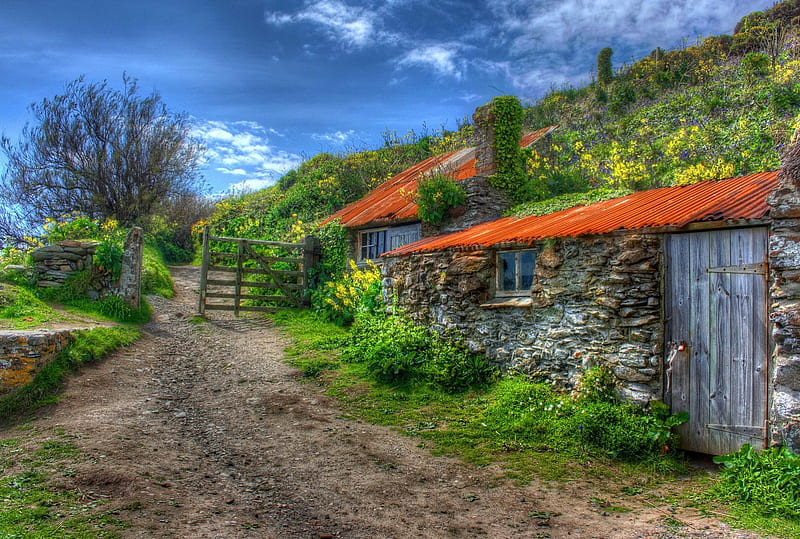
[385,170,779,257]
[321,125,557,228]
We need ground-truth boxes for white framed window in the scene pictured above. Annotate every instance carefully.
[359,228,387,261]
[496,249,536,296]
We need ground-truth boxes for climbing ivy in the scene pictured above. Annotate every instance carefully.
[486,96,527,203]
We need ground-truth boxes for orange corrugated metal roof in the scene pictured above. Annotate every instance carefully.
[385,170,779,256]
[321,125,557,228]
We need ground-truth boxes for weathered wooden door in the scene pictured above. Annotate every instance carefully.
[664,228,768,455]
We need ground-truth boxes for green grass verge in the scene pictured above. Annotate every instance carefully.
[0,284,68,330]
[0,430,129,537]
[0,327,140,425]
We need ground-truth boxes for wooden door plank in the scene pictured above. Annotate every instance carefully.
[666,234,693,449]
[708,229,732,455]
[730,228,768,448]
[689,231,712,454]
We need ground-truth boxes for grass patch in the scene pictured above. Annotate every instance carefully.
[0,430,129,537]
[270,309,349,378]
[0,327,140,425]
[142,245,174,298]
[273,310,685,484]
[0,284,68,329]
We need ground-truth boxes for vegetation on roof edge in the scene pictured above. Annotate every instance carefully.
[509,188,634,218]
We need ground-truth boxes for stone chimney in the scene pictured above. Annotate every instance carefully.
[472,102,497,177]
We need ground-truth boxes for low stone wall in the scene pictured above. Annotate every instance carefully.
[31,240,99,288]
[383,233,664,403]
[0,330,73,396]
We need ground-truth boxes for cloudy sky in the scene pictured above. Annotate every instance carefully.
[0,0,771,195]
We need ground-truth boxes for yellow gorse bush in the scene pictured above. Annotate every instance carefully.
[322,260,381,316]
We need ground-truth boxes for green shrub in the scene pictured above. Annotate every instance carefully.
[597,47,614,85]
[309,221,349,289]
[312,261,382,326]
[742,51,771,77]
[344,314,429,383]
[713,444,800,518]
[93,241,123,280]
[343,312,497,392]
[416,174,467,224]
[571,365,618,403]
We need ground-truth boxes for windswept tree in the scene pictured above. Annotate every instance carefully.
[0,74,205,238]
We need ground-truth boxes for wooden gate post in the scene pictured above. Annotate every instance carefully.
[198,226,210,315]
[303,235,322,305]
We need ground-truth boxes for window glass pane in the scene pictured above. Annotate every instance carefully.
[519,250,536,289]
[360,232,369,260]
[499,252,515,290]
[377,230,386,256]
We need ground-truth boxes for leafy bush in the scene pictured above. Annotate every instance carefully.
[484,96,527,202]
[309,220,349,289]
[93,240,123,279]
[479,374,687,461]
[570,365,618,403]
[343,312,497,392]
[415,174,467,224]
[312,260,382,326]
[344,313,430,383]
[742,52,771,77]
[713,444,800,518]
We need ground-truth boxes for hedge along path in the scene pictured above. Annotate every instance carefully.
[0,265,760,538]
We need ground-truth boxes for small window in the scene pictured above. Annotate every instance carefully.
[496,250,536,296]
[360,229,387,261]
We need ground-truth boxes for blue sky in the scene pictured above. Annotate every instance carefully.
[0,0,772,195]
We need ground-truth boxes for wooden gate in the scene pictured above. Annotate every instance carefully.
[197,227,320,315]
[664,227,768,455]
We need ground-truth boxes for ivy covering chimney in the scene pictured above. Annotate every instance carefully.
[472,96,527,202]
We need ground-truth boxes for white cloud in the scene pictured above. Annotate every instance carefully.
[396,44,464,79]
[193,120,302,191]
[267,1,385,48]
[226,178,278,195]
[312,129,357,145]
[216,167,247,176]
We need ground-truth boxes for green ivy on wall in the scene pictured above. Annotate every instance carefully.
[485,96,527,202]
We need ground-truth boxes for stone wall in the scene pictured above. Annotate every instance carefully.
[0,330,73,396]
[31,240,99,289]
[383,233,664,403]
[766,139,800,451]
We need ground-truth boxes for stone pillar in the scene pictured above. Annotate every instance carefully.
[117,227,144,309]
[766,134,800,451]
[472,103,497,177]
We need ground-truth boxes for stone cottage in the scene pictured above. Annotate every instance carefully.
[381,167,800,456]
[321,108,556,263]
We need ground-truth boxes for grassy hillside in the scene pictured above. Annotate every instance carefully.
[203,1,800,241]
[521,1,800,198]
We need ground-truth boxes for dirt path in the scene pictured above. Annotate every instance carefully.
[0,266,760,538]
